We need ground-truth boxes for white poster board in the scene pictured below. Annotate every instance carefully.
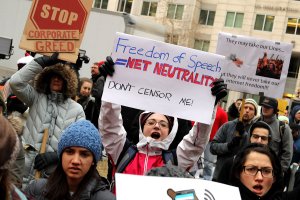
[216,32,292,98]
[102,33,225,124]
[115,173,241,200]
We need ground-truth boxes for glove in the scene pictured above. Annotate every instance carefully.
[34,152,59,171]
[235,121,245,136]
[34,52,60,68]
[211,78,227,105]
[227,136,241,151]
[99,56,115,77]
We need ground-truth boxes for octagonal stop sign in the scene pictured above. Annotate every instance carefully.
[30,0,87,32]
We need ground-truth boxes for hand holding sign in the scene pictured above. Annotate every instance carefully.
[34,52,61,68]
[99,56,115,77]
[211,78,227,105]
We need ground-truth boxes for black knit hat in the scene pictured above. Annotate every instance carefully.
[6,94,28,114]
[249,121,272,140]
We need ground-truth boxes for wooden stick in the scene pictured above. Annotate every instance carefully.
[235,93,247,136]
[34,128,49,179]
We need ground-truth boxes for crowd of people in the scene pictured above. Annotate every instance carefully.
[1,51,300,200]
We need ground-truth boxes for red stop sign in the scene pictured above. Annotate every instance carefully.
[30,0,87,33]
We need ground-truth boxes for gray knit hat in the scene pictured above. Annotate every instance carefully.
[58,120,102,162]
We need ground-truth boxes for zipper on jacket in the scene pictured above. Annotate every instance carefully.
[143,144,149,174]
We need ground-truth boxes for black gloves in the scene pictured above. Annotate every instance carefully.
[227,136,241,151]
[211,78,227,105]
[34,152,59,171]
[235,121,245,136]
[99,56,115,77]
[34,52,60,68]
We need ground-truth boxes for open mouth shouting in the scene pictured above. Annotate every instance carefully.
[151,132,161,139]
[252,184,263,196]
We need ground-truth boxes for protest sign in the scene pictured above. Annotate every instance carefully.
[19,0,93,63]
[102,33,225,124]
[115,173,241,200]
[216,32,292,98]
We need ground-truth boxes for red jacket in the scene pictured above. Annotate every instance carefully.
[210,106,228,141]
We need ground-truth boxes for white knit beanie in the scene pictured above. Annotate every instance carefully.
[245,98,258,115]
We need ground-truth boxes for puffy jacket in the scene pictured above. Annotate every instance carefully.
[25,173,115,200]
[10,60,85,180]
[99,101,214,174]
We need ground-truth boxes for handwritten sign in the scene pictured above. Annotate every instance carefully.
[216,32,292,98]
[19,0,93,63]
[102,33,225,124]
[116,173,241,200]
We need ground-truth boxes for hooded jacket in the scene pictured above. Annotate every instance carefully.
[7,112,26,188]
[25,172,115,200]
[9,60,85,180]
[289,105,300,124]
[99,101,213,175]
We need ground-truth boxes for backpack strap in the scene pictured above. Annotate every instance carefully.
[116,145,138,173]
[278,120,286,157]
[279,120,285,141]
[162,149,178,165]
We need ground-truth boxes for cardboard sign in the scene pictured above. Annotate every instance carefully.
[216,32,292,98]
[102,33,225,124]
[19,0,93,63]
[115,173,241,200]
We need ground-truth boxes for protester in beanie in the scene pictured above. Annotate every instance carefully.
[0,116,28,200]
[25,120,115,200]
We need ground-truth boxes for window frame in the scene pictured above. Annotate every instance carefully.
[93,0,108,9]
[199,9,216,26]
[118,0,133,13]
[286,17,300,35]
[167,4,184,20]
[141,1,158,17]
[254,14,275,32]
[194,39,210,52]
[224,11,244,28]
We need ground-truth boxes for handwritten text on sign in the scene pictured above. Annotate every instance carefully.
[102,33,225,124]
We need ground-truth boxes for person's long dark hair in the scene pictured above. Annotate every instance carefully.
[230,143,284,192]
[44,159,97,200]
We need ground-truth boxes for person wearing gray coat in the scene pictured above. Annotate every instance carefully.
[210,98,259,180]
[9,53,85,185]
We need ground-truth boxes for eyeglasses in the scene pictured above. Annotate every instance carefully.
[251,134,269,141]
[145,119,169,129]
[243,166,274,178]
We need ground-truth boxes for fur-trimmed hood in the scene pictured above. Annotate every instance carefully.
[34,63,78,99]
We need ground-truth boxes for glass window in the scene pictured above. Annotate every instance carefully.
[234,13,244,28]
[286,18,300,35]
[199,10,215,26]
[93,0,108,9]
[167,4,184,20]
[167,34,179,45]
[118,0,133,13]
[194,39,210,52]
[225,12,244,28]
[254,14,274,32]
[141,1,157,16]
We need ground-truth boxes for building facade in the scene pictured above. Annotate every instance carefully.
[94,0,300,106]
